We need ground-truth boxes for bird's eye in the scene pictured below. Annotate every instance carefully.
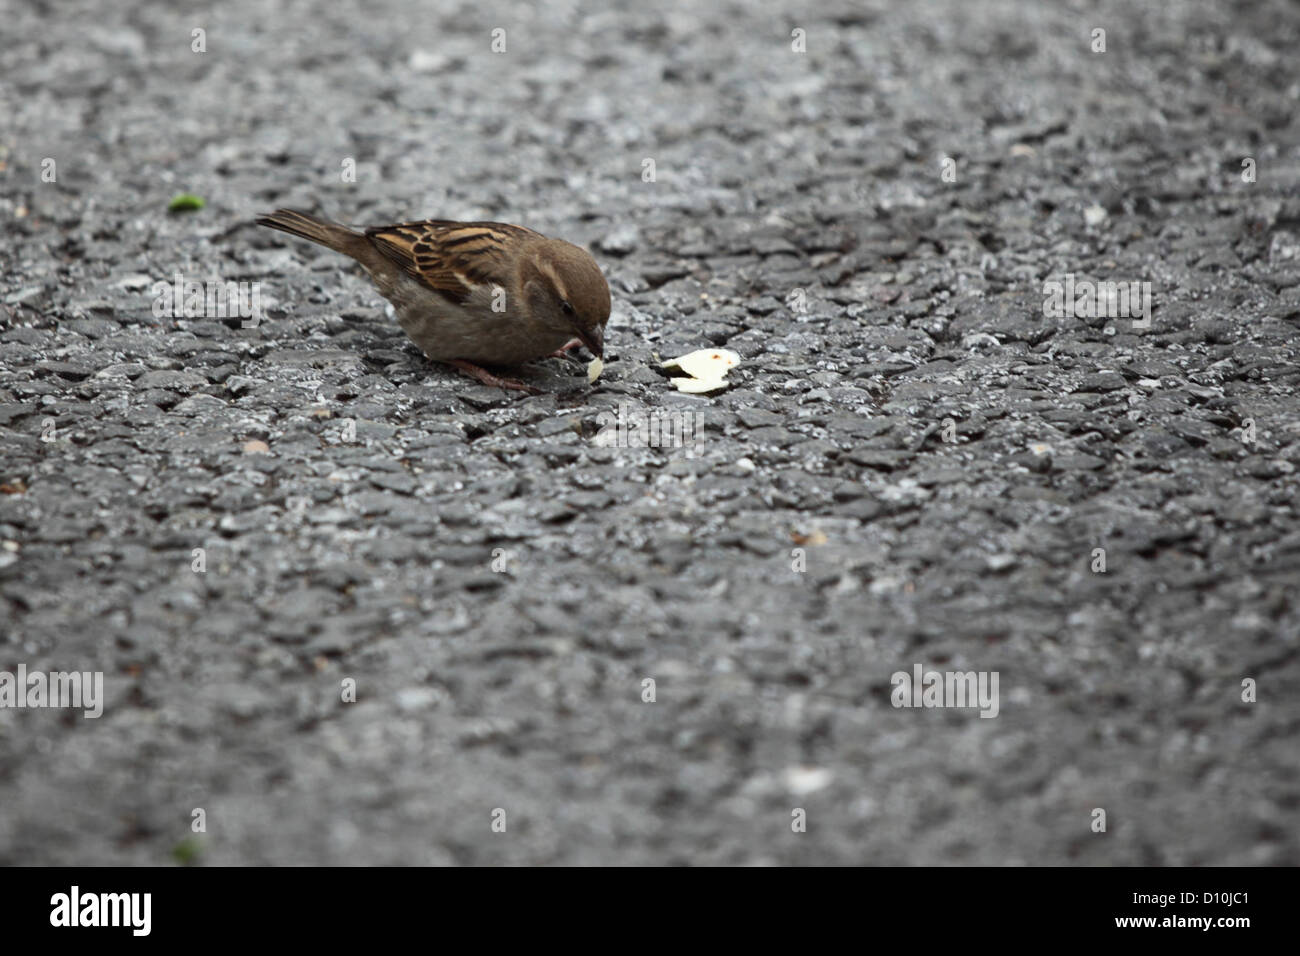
[560,300,575,315]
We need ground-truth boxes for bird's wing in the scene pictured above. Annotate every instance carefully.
[364,220,543,305]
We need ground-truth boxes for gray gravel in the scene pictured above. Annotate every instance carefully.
[1,0,1298,865]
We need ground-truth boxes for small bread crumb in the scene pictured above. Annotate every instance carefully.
[587,357,604,383]
[660,348,740,393]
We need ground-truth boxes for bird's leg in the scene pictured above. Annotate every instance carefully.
[447,360,542,394]
[548,337,585,361]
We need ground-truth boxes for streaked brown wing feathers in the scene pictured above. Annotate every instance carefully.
[364,220,540,304]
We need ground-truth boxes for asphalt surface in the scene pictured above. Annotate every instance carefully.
[1,0,1298,865]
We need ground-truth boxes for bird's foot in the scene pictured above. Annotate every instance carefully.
[448,360,542,394]
[548,338,585,361]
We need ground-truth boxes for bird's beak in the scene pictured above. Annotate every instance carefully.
[579,325,604,359]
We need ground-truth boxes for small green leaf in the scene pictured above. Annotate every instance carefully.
[168,193,206,212]
[171,836,204,865]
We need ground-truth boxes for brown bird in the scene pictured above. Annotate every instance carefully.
[256,209,610,392]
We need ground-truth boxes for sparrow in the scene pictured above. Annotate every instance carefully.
[255,208,610,392]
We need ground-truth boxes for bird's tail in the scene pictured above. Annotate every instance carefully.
[255,208,368,258]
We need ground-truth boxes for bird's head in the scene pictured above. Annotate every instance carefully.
[519,239,611,358]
